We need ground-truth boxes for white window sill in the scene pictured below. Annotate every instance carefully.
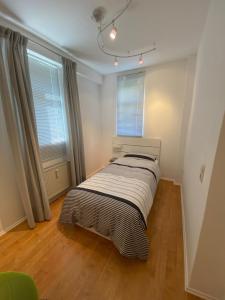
[42,158,68,170]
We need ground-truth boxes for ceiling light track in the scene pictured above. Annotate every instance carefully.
[98,0,132,35]
[92,0,156,66]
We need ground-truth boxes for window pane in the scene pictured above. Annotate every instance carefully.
[28,51,67,162]
[117,73,144,137]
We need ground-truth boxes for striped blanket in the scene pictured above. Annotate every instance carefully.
[59,156,160,260]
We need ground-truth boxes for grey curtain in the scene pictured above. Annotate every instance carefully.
[0,26,51,228]
[63,58,86,186]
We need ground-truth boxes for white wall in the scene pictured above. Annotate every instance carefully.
[144,58,196,182]
[101,74,117,166]
[182,0,225,298]
[78,76,103,177]
[101,58,196,183]
[190,115,225,299]
[179,57,196,180]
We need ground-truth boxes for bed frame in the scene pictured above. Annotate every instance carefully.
[76,136,161,240]
[112,136,161,163]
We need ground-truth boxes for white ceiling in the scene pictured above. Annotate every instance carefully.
[0,0,210,74]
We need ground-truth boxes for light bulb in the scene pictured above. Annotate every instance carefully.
[110,25,117,40]
[139,55,144,65]
[114,57,118,66]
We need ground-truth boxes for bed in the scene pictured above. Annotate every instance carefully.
[59,137,161,260]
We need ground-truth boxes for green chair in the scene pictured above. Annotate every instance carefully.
[0,272,39,300]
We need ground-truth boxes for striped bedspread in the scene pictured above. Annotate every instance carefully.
[59,156,160,260]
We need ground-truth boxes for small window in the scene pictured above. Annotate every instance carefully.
[117,72,145,137]
[27,50,68,163]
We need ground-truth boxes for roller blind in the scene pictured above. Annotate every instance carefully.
[28,50,67,162]
[117,72,144,137]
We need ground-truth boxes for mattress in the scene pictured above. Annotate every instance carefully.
[59,155,160,260]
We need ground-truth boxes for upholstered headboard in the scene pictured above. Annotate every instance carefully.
[112,137,161,163]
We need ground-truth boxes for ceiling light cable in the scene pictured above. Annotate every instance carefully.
[92,0,156,63]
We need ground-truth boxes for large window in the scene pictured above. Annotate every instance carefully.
[117,72,145,137]
[28,50,67,163]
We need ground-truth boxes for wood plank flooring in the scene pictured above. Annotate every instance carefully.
[0,180,201,300]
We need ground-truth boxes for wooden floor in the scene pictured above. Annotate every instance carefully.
[0,180,201,300]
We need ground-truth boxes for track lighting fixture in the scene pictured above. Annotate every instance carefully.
[114,57,119,66]
[139,54,144,65]
[92,1,156,66]
[110,23,117,40]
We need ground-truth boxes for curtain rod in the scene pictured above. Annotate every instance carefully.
[28,38,77,64]
[0,12,78,62]
[28,39,93,81]
[0,12,103,83]
[27,40,84,79]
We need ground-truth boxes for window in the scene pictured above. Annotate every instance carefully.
[28,50,68,163]
[117,72,145,137]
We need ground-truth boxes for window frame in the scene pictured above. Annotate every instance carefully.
[27,48,68,168]
[116,71,145,138]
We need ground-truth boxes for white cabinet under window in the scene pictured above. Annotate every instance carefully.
[44,162,71,201]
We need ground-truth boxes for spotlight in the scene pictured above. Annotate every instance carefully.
[114,57,118,66]
[139,54,144,65]
[110,24,117,40]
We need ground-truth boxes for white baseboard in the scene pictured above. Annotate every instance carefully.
[160,176,174,182]
[0,216,26,237]
[160,176,181,186]
[186,287,219,300]
[180,185,219,300]
[180,185,189,289]
[87,166,105,178]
